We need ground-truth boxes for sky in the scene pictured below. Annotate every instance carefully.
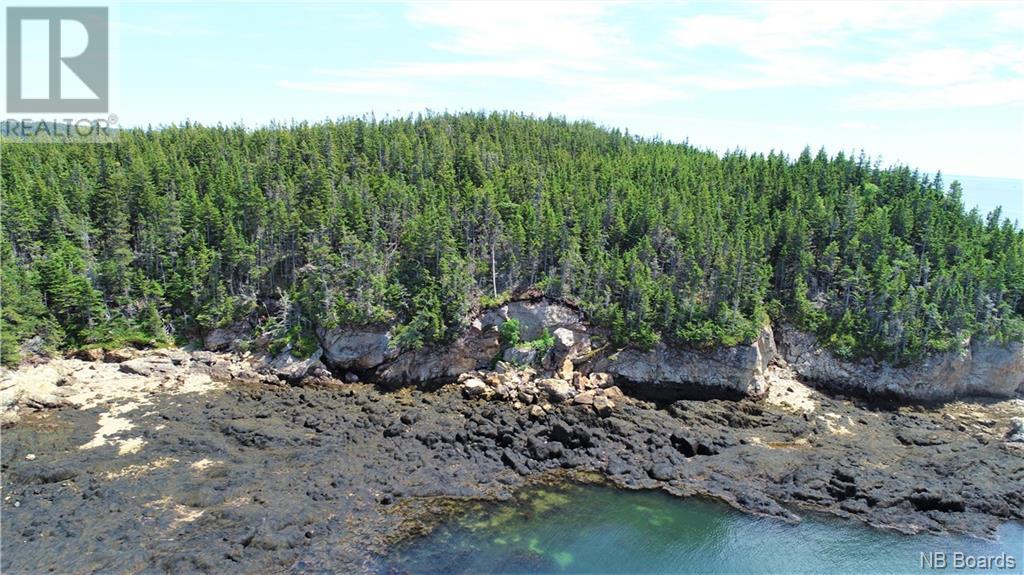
[19,1,1024,211]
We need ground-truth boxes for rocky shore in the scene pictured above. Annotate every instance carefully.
[2,340,1023,573]
[3,295,1023,573]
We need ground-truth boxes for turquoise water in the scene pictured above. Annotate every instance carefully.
[380,484,1023,574]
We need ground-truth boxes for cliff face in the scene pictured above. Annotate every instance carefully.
[318,299,587,386]
[777,325,1024,402]
[591,325,775,400]
[231,299,1023,403]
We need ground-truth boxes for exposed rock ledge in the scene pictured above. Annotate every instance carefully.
[778,325,1024,402]
[224,297,1023,404]
[591,325,775,400]
[314,297,774,400]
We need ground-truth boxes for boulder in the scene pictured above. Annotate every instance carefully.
[778,325,1024,402]
[377,331,500,385]
[557,358,574,381]
[232,368,264,385]
[593,395,614,417]
[118,357,176,379]
[538,378,575,403]
[592,325,774,400]
[573,389,598,405]
[551,327,592,361]
[648,462,675,481]
[204,320,249,352]
[478,299,586,341]
[319,328,395,370]
[572,372,591,390]
[602,386,626,402]
[1006,417,1024,443]
[589,372,615,389]
[504,346,538,366]
[151,348,190,366]
[462,378,491,399]
[266,349,324,382]
[75,348,105,362]
[104,348,136,363]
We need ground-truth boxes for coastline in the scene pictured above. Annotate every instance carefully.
[2,347,1022,573]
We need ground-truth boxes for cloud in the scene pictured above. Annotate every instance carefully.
[847,79,1024,110]
[838,121,878,130]
[277,79,419,96]
[672,2,952,55]
[278,1,679,117]
[312,60,553,81]
[668,1,1024,108]
[406,1,625,66]
[843,46,1023,87]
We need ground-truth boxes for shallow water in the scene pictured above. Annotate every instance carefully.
[380,484,1024,574]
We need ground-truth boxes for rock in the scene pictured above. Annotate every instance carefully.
[670,432,696,457]
[504,346,538,366]
[319,328,395,370]
[189,350,217,364]
[104,348,136,363]
[552,327,575,350]
[75,348,105,362]
[573,389,597,405]
[778,325,1024,401]
[344,372,359,383]
[204,320,249,352]
[551,327,592,362]
[593,395,614,417]
[602,386,626,402]
[462,378,491,399]
[494,382,512,399]
[558,358,574,380]
[208,360,234,382]
[529,405,546,419]
[1008,418,1024,443]
[478,299,586,341]
[606,459,629,475]
[572,372,591,390]
[501,448,531,475]
[538,378,575,403]
[591,325,774,400]
[152,348,190,365]
[233,368,263,385]
[267,349,324,382]
[589,372,615,389]
[25,453,36,461]
[118,357,176,378]
[377,332,500,385]
[648,462,675,481]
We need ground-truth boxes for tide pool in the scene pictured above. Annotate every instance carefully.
[380,483,1023,574]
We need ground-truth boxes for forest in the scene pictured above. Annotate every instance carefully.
[2,112,1022,367]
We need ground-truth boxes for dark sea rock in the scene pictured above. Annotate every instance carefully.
[1,374,1022,574]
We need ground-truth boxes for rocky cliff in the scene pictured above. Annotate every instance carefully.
[213,298,1023,404]
[313,297,774,399]
[317,298,584,386]
[778,325,1024,402]
[591,325,775,400]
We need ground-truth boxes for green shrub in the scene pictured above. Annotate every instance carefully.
[526,328,556,352]
[499,319,521,346]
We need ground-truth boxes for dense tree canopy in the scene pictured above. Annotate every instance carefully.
[2,112,1022,366]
